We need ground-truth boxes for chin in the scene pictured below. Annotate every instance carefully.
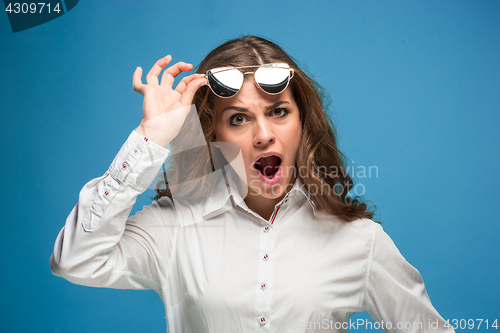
[246,172,293,200]
[260,186,287,199]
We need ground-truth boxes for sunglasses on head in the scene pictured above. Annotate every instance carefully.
[203,63,294,98]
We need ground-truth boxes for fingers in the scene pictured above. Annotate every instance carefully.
[179,77,206,106]
[174,73,204,95]
[160,62,194,87]
[134,56,196,96]
[146,55,172,85]
[133,67,143,93]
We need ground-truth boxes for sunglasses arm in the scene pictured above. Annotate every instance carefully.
[202,75,209,86]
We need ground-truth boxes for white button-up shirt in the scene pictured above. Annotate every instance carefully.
[50,130,454,333]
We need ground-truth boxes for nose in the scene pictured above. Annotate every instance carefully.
[253,118,276,147]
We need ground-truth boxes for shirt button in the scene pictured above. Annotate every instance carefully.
[262,253,269,261]
[259,317,266,325]
[122,162,129,169]
[104,190,110,197]
[260,283,267,290]
[263,226,270,233]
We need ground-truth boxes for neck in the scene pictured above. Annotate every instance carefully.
[244,191,285,221]
[243,175,296,221]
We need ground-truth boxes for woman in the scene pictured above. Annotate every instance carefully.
[50,36,453,332]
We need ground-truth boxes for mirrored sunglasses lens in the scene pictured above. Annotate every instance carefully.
[207,68,244,97]
[254,67,290,94]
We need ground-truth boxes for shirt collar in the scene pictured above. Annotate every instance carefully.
[202,168,317,219]
[289,178,317,215]
[201,168,234,220]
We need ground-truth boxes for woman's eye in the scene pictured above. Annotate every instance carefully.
[230,114,247,126]
[272,108,289,118]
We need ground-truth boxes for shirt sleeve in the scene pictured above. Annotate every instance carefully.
[364,223,454,333]
[49,130,173,293]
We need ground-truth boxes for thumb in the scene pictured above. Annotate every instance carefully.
[133,67,144,93]
[179,78,206,106]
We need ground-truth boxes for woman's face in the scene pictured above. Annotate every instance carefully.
[213,77,302,201]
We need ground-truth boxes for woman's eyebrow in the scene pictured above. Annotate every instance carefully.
[266,101,290,110]
[222,101,290,113]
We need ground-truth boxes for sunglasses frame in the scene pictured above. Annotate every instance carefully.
[203,63,295,98]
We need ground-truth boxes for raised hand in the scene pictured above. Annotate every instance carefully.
[133,55,205,146]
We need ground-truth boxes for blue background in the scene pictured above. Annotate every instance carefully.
[1,0,499,332]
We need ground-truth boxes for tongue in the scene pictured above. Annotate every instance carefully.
[255,156,281,178]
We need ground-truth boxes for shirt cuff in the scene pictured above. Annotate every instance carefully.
[107,130,170,193]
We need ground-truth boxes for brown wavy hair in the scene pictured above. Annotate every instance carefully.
[153,35,375,222]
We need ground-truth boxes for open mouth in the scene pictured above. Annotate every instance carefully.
[254,155,282,179]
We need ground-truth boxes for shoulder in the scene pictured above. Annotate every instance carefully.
[152,195,210,228]
[127,196,179,229]
[341,219,399,258]
[309,213,382,254]
[315,212,381,239]
[313,216,413,277]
